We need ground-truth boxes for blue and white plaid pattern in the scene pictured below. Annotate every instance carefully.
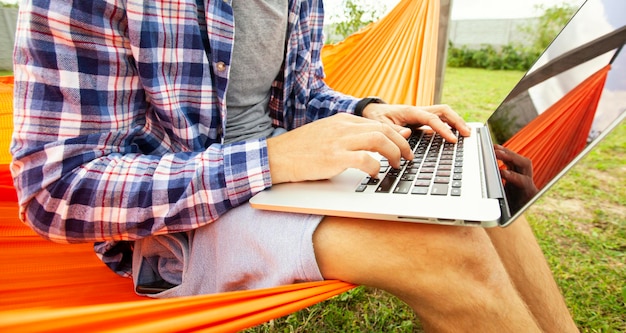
[11,0,359,277]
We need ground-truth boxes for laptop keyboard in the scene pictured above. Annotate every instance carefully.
[356,129,464,196]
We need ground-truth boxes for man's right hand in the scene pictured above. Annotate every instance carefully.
[266,113,414,184]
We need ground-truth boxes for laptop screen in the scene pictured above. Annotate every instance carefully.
[485,0,626,225]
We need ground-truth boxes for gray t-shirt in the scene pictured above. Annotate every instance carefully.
[224,0,288,144]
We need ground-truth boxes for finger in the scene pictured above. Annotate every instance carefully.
[374,122,414,163]
[423,104,471,137]
[399,106,458,143]
[332,114,408,151]
[420,113,459,143]
[336,114,415,163]
[372,121,413,161]
[341,151,382,177]
[389,123,412,138]
[342,130,405,169]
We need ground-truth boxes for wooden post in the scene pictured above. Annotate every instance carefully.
[435,0,452,104]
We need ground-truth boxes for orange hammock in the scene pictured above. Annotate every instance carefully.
[322,0,439,105]
[0,0,439,331]
[501,64,610,189]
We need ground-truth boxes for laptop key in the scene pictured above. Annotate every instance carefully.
[364,177,380,185]
[412,186,429,195]
[436,170,451,177]
[394,181,413,194]
[405,167,419,174]
[376,175,397,193]
[400,173,416,181]
[430,184,448,195]
[412,180,428,187]
[434,177,450,184]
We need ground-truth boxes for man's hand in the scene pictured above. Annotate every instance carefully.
[267,113,413,184]
[361,103,471,142]
[267,104,470,185]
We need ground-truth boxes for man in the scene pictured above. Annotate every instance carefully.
[11,0,577,331]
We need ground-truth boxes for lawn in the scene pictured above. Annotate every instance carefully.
[245,67,626,332]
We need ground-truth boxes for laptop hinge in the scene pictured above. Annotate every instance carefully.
[478,127,511,223]
[478,127,504,199]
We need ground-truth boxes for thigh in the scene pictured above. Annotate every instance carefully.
[317,216,544,331]
[312,216,508,301]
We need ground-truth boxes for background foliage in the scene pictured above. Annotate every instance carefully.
[447,3,577,71]
[0,1,17,8]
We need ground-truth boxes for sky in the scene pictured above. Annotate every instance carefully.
[325,0,583,21]
[450,0,583,19]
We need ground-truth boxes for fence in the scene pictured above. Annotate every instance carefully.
[448,18,536,48]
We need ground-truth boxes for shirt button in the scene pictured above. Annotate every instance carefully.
[216,61,227,72]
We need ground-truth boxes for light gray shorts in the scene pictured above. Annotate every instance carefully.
[132,203,325,298]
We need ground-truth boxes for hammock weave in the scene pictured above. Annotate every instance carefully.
[0,0,439,331]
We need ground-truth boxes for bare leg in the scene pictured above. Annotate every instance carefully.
[486,215,578,332]
[313,217,541,332]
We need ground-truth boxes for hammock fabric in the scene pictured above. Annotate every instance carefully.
[0,0,439,331]
[322,0,439,105]
[1,62,352,333]
[502,64,610,189]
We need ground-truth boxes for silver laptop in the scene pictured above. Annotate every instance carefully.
[250,0,626,227]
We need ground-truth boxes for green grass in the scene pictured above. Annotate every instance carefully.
[441,67,525,122]
[528,128,625,331]
[244,67,625,332]
[0,70,12,76]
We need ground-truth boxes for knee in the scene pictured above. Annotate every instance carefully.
[427,226,509,284]
[443,227,507,282]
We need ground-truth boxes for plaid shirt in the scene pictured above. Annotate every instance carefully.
[11,0,359,276]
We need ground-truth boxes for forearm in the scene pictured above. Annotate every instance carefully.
[15,140,271,243]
